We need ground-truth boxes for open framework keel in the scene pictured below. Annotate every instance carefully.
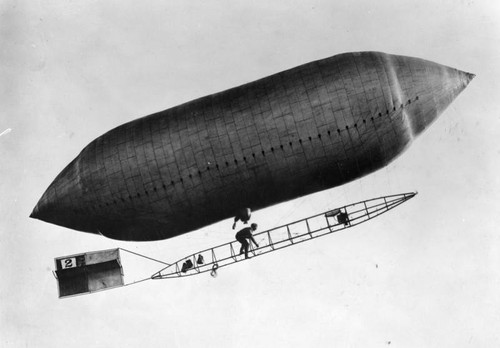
[53,192,417,297]
[151,192,417,279]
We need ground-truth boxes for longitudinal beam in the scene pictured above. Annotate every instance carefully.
[151,192,416,279]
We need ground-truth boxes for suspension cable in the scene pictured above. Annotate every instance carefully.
[119,248,171,266]
[122,277,152,287]
[117,248,172,287]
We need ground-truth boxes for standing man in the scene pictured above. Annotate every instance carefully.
[235,223,259,259]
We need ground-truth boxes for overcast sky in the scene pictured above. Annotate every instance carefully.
[1,1,499,347]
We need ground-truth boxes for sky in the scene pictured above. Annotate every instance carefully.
[1,0,499,347]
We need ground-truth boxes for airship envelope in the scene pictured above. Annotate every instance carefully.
[31,51,474,241]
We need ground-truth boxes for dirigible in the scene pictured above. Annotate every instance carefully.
[31,51,474,241]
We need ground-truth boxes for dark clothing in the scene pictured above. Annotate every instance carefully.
[337,212,350,226]
[236,235,249,256]
[235,208,251,222]
[235,227,257,259]
[233,208,251,229]
[235,227,254,240]
[181,259,193,273]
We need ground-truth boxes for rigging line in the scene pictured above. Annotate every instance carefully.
[274,195,310,227]
[119,248,171,266]
[122,277,152,287]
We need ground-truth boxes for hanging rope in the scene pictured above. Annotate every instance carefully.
[273,195,308,227]
[210,263,219,277]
